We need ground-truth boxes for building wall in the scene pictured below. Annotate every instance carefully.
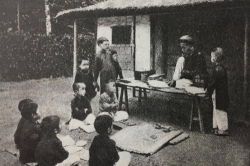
[135,15,151,71]
[97,15,152,77]
[97,16,134,77]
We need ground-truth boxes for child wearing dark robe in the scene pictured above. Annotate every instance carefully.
[110,50,123,80]
[14,99,34,149]
[18,100,41,164]
[89,115,131,166]
[207,47,229,136]
[36,115,69,166]
[74,59,97,100]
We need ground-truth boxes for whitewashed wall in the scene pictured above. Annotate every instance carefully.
[96,15,152,73]
[96,16,133,52]
[135,15,151,71]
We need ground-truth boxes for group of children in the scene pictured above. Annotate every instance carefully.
[14,38,130,165]
[14,99,69,165]
[14,83,130,166]
[13,36,229,165]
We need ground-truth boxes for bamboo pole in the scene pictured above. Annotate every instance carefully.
[17,0,20,33]
[244,11,249,121]
[73,20,78,83]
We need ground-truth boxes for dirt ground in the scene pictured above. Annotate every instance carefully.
[0,77,250,166]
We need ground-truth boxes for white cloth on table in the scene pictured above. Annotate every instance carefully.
[185,86,206,94]
[175,79,193,89]
[212,90,228,130]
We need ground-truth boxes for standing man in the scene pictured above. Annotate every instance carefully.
[94,37,116,94]
[170,35,207,87]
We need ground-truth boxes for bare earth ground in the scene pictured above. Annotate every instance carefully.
[0,77,250,166]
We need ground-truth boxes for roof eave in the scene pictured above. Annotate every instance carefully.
[55,1,250,21]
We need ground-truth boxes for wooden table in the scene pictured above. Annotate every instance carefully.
[116,79,208,133]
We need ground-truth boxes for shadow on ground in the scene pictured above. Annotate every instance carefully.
[0,78,249,166]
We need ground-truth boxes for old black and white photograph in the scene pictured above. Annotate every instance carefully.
[0,0,250,165]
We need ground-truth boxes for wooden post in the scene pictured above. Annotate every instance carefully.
[17,0,20,33]
[73,20,78,83]
[133,15,136,76]
[244,11,249,121]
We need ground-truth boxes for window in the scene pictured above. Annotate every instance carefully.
[112,25,131,44]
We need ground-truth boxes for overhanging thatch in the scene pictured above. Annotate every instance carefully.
[55,0,250,20]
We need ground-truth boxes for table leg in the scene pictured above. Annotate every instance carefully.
[197,97,204,133]
[124,86,129,114]
[189,96,195,131]
[143,88,147,99]
[116,85,119,98]
[133,87,136,97]
[138,88,142,106]
[118,86,124,110]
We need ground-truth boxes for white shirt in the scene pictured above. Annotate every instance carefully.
[173,56,185,81]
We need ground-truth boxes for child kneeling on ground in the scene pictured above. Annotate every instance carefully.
[36,115,69,166]
[14,99,35,149]
[99,80,128,122]
[18,100,41,164]
[89,115,131,166]
[69,82,96,130]
[207,47,229,136]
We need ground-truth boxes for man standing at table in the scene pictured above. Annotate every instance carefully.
[94,37,116,94]
[170,35,207,88]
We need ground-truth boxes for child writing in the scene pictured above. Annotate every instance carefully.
[74,58,97,100]
[99,80,128,122]
[14,99,34,149]
[36,115,69,166]
[110,49,124,80]
[89,115,131,166]
[207,47,229,136]
[18,100,41,164]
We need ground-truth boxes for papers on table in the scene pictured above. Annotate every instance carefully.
[185,86,206,94]
[147,80,169,89]
[175,79,193,89]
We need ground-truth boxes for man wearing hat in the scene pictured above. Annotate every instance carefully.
[170,35,207,87]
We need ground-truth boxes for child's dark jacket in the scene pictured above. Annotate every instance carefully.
[111,59,123,79]
[36,134,69,166]
[19,120,41,163]
[207,64,229,111]
[181,51,207,80]
[74,71,97,100]
[14,117,27,148]
[71,96,92,121]
[89,134,119,166]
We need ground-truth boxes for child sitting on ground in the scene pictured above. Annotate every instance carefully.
[110,50,124,80]
[99,80,128,122]
[14,99,33,149]
[36,115,69,166]
[207,47,229,136]
[74,58,97,100]
[89,115,131,166]
[69,82,96,130]
[18,100,41,164]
